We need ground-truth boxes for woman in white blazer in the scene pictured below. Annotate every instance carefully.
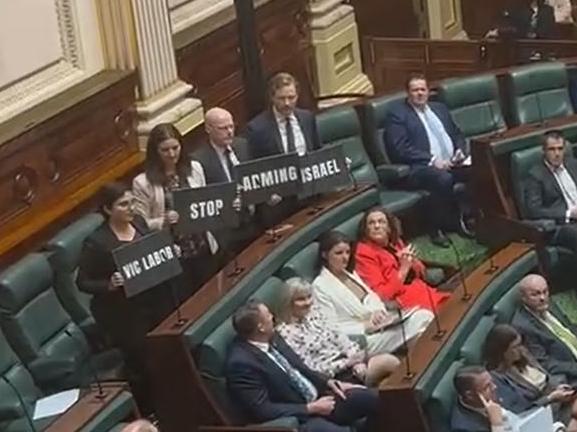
[313,230,433,356]
[132,123,220,297]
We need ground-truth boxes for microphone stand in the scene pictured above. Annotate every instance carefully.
[64,330,107,400]
[169,280,187,329]
[228,187,245,277]
[425,283,446,341]
[446,236,472,301]
[533,73,548,127]
[397,309,415,381]
[478,209,500,275]
[1,375,37,432]
[346,161,358,191]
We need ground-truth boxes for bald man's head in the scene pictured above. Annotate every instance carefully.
[121,420,158,432]
[205,107,235,148]
[518,274,549,315]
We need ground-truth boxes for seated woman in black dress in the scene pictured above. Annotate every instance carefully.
[78,182,173,413]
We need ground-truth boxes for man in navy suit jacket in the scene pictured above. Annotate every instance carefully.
[385,73,469,247]
[226,300,378,432]
[244,72,321,228]
[512,274,577,383]
[192,107,260,256]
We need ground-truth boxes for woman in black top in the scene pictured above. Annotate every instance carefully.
[78,182,173,413]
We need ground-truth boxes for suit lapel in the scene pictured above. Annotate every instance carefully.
[405,100,431,152]
[206,145,228,183]
[541,161,564,200]
[267,111,284,154]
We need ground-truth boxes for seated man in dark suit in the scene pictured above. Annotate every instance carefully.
[512,274,577,382]
[451,365,562,432]
[226,300,378,432]
[192,107,259,256]
[510,0,556,39]
[385,73,470,247]
[244,72,321,228]
[525,130,577,258]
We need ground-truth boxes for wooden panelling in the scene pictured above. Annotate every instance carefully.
[352,0,421,39]
[175,0,313,128]
[0,70,141,265]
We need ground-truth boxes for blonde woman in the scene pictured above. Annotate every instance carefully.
[276,277,400,386]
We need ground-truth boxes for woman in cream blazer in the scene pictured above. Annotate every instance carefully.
[132,123,219,295]
[313,230,433,356]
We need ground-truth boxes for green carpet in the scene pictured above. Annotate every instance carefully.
[552,290,577,325]
[412,233,488,270]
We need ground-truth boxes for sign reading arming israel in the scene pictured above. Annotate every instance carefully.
[235,153,301,205]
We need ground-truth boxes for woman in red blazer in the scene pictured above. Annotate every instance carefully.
[354,207,449,310]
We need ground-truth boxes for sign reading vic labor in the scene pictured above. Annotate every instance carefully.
[113,230,182,298]
[234,153,301,205]
[298,145,351,198]
[172,182,239,235]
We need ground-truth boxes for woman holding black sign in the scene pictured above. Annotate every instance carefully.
[132,123,221,297]
[78,182,173,414]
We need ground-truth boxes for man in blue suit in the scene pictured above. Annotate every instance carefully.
[512,274,577,383]
[244,72,321,228]
[385,73,469,247]
[226,300,378,432]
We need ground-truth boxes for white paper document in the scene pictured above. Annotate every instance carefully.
[33,388,80,420]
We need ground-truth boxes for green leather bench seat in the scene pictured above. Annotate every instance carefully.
[459,315,496,365]
[0,253,122,392]
[438,74,506,140]
[492,284,520,324]
[416,248,537,397]
[316,105,425,215]
[277,242,319,281]
[184,187,379,347]
[507,61,574,127]
[196,277,298,428]
[425,360,464,432]
[45,213,104,328]
[334,213,364,240]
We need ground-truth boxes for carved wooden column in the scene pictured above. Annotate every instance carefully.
[308,0,373,102]
[97,0,204,149]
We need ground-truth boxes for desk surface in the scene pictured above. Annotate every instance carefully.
[44,384,131,432]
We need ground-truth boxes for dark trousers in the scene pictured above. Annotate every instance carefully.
[553,224,577,255]
[407,165,469,233]
[300,388,379,432]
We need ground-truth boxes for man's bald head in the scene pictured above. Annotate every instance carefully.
[205,107,235,149]
[518,274,550,315]
[121,419,158,432]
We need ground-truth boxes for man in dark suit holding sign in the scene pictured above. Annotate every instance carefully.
[193,107,259,255]
[244,72,322,228]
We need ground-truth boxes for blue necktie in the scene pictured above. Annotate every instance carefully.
[269,347,316,402]
[423,110,453,161]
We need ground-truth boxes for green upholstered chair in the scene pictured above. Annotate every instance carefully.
[196,277,298,429]
[0,253,122,393]
[492,284,521,324]
[334,213,364,240]
[507,62,574,127]
[277,242,319,282]
[425,360,464,432]
[44,213,103,329]
[437,74,506,141]
[316,105,425,214]
[459,315,496,365]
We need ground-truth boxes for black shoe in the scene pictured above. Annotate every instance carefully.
[458,215,476,239]
[430,230,450,248]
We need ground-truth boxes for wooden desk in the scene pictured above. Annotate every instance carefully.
[378,243,533,432]
[44,383,134,431]
[147,186,373,432]
[471,115,577,219]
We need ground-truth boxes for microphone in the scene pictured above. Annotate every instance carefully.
[346,158,358,190]
[396,308,415,381]
[168,280,187,328]
[532,73,548,127]
[1,375,37,432]
[487,100,503,139]
[64,330,107,400]
[424,283,446,341]
[227,187,245,277]
[446,237,472,301]
[477,209,500,275]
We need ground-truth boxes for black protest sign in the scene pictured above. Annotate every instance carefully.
[113,230,182,298]
[235,153,301,205]
[172,182,239,235]
[299,145,351,198]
